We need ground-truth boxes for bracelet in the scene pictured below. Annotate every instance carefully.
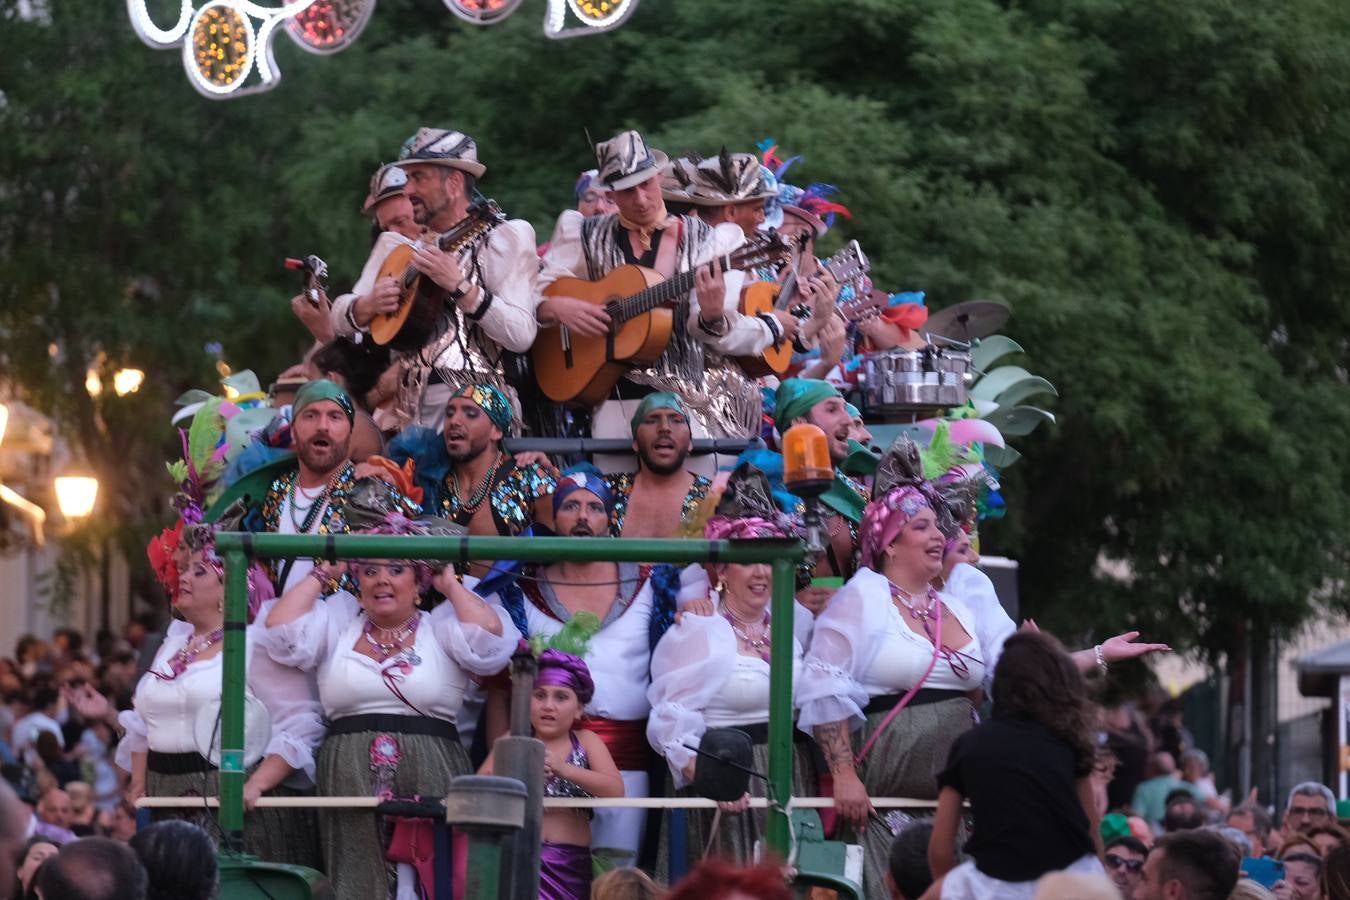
[697,314,729,337]
[1093,644,1108,677]
[755,311,782,344]
[309,568,337,593]
[447,278,474,302]
[465,287,494,322]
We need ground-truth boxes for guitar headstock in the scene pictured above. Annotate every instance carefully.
[730,231,794,272]
[284,254,329,307]
[824,240,870,285]
[840,287,888,324]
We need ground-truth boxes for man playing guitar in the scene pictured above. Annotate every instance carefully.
[329,128,539,432]
[536,130,781,474]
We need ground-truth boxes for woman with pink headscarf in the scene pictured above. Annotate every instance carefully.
[797,479,988,897]
[647,465,816,874]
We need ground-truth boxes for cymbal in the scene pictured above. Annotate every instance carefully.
[921,300,1010,341]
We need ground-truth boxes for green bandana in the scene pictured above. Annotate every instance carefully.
[292,379,354,423]
[773,378,841,433]
[630,391,688,436]
[840,439,880,477]
[821,472,867,523]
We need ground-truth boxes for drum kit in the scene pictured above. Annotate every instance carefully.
[860,300,1009,419]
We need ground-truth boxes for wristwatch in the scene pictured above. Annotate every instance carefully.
[447,278,474,302]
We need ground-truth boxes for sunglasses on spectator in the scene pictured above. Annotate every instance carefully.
[1105,854,1143,873]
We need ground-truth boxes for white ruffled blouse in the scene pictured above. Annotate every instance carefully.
[116,600,325,786]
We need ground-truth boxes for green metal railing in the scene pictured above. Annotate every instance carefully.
[214,533,805,860]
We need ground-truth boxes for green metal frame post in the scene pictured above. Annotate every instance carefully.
[220,548,249,852]
[214,533,806,862]
[766,556,797,856]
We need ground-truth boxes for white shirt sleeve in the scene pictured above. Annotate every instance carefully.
[330,232,417,338]
[945,564,1016,691]
[795,570,887,732]
[685,223,774,354]
[260,591,359,671]
[428,598,521,678]
[646,614,738,787]
[537,211,590,292]
[114,709,148,772]
[470,218,539,352]
[248,605,326,785]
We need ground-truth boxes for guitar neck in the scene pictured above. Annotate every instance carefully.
[609,252,732,325]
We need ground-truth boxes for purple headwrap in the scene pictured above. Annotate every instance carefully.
[552,470,614,518]
[703,515,793,542]
[859,485,935,571]
[535,649,595,705]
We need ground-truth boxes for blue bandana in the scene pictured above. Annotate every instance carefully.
[553,470,614,517]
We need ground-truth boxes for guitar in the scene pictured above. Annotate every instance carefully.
[283,254,329,307]
[369,201,505,350]
[532,234,792,406]
[735,240,871,377]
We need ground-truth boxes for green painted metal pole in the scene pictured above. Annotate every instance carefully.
[765,556,796,858]
[219,548,249,852]
[212,533,802,567]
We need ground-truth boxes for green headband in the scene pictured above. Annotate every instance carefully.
[630,392,688,436]
[773,378,841,432]
[292,379,354,424]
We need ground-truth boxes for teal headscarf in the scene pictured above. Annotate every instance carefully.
[292,379,354,423]
[773,378,841,433]
[448,383,513,433]
[630,392,688,436]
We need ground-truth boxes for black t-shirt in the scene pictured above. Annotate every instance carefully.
[937,716,1095,882]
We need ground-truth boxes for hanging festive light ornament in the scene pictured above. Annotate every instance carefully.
[128,0,642,97]
[443,0,525,26]
[545,0,639,37]
[285,0,375,53]
[184,2,256,94]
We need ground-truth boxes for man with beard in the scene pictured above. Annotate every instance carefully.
[485,470,680,869]
[537,130,781,473]
[604,392,711,538]
[773,377,868,615]
[258,379,419,592]
[379,383,556,573]
[330,128,539,432]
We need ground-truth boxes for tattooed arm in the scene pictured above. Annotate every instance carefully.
[814,719,873,831]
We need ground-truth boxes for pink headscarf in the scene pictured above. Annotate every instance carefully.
[703,515,793,543]
[859,486,934,571]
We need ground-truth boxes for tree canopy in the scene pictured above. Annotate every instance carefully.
[2,0,1348,657]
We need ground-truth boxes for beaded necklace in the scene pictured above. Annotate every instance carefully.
[287,470,340,533]
[151,627,223,681]
[889,582,940,621]
[362,613,422,666]
[448,452,504,517]
[720,600,771,663]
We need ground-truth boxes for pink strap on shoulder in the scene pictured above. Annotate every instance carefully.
[854,600,944,767]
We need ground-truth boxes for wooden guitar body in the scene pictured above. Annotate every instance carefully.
[533,265,674,407]
[736,280,792,378]
[369,243,444,352]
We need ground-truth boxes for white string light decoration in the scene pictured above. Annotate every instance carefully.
[126,0,641,98]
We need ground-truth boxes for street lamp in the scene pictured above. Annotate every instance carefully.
[113,368,145,397]
[54,475,99,522]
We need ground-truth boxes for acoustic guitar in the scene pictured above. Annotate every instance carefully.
[735,240,871,378]
[532,234,791,406]
[369,201,505,350]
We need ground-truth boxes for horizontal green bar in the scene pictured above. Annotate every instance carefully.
[213,533,805,566]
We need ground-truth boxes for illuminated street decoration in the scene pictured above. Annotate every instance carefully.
[284,0,375,53]
[128,0,641,97]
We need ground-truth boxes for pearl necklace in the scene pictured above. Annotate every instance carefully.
[362,613,422,665]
